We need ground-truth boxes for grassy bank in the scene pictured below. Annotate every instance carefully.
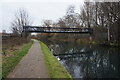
[76,39,119,47]
[39,41,72,79]
[2,41,33,78]
[42,37,119,47]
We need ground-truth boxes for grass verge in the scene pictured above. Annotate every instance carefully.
[2,41,33,78]
[39,41,72,79]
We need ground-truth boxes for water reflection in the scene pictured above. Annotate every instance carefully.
[44,41,120,78]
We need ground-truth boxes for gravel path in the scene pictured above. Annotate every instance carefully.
[7,40,48,78]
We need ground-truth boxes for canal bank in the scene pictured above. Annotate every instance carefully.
[3,39,72,79]
[39,41,72,78]
[2,41,33,78]
[42,38,120,47]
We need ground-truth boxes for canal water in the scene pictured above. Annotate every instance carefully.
[44,41,120,78]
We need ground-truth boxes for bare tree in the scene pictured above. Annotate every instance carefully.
[79,1,120,43]
[42,20,53,27]
[64,5,79,28]
[57,18,66,27]
[11,9,32,36]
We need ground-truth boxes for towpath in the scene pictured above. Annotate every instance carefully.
[7,40,48,78]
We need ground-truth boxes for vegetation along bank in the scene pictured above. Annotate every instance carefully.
[2,41,33,78]
[39,41,72,78]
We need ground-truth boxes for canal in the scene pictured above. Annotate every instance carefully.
[43,41,120,78]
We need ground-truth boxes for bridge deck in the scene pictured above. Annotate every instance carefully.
[22,26,93,34]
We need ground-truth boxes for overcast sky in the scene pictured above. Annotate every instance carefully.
[0,0,84,33]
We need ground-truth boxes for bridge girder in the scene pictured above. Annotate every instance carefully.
[22,26,93,34]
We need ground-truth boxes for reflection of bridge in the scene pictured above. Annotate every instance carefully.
[54,51,92,56]
[22,26,93,34]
